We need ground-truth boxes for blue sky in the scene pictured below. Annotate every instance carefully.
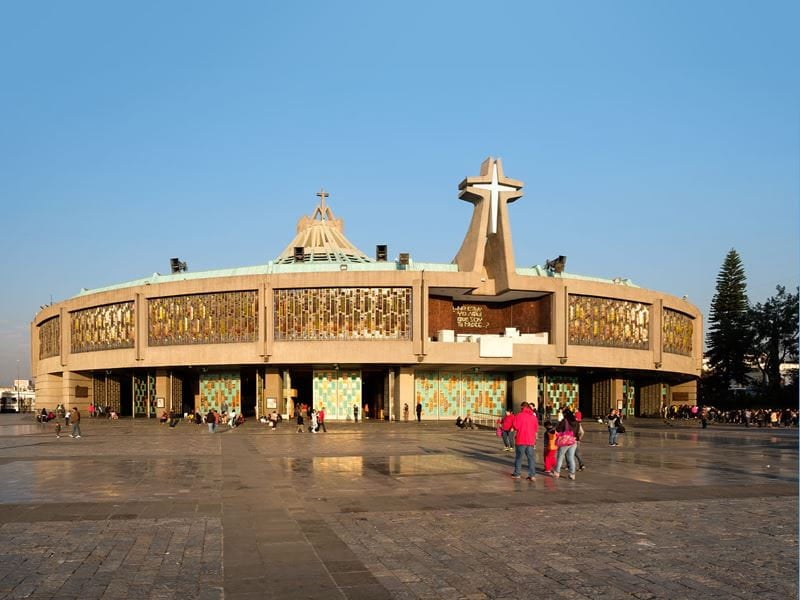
[1,1,797,386]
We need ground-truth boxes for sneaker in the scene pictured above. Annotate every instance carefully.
[579,465,586,471]
[76,436,81,438]
[552,473,560,478]
[69,434,74,438]
[510,474,521,479]
[526,476,536,481]
[568,474,575,480]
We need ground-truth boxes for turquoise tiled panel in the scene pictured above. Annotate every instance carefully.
[313,370,361,420]
[541,376,579,414]
[414,371,507,421]
[622,379,635,417]
[200,372,241,413]
[462,371,480,417]
[437,372,460,418]
[414,372,438,420]
[483,375,506,415]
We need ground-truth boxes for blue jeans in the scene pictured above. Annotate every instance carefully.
[555,444,576,475]
[501,429,515,448]
[513,444,535,477]
[608,427,618,445]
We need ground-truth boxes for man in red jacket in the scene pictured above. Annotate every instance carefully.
[511,402,539,480]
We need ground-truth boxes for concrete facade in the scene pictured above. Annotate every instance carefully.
[31,158,702,420]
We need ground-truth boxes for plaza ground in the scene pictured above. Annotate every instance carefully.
[0,414,796,600]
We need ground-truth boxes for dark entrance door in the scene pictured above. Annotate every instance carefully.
[362,371,386,420]
[240,368,257,417]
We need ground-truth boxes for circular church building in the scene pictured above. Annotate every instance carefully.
[31,158,702,422]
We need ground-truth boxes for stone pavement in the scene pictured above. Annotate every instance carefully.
[0,415,796,600]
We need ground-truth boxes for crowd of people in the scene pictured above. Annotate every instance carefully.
[664,404,798,428]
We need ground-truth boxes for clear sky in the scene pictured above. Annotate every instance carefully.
[1,1,797,386]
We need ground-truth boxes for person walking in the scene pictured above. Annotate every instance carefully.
[317,407,327,432]
[353,404,359,423]
[606,408,621,446]
[310,409,319,433]
[416,402,422,422]
[403,403,409,422]
[510,402,539,481]
[498,410,515,451]
[69,407,82,438]
[206,409,217,433]
[296,411,305,433]
[553,409,579,479]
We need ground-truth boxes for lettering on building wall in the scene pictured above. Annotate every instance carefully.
[453,304,485,329]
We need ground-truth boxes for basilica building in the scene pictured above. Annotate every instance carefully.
[31,158,701,421]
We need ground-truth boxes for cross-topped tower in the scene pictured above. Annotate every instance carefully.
[453,157,524,288]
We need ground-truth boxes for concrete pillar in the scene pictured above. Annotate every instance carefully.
[264,369,284,415]
[35,372,64,411]
[62,371,94,412]
[511,371,538,412]
[397,367,415,419]
[156,370,170,413]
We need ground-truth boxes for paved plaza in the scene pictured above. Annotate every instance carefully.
[0,414,796,600]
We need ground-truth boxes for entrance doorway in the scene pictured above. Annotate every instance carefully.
[362,371,387,420]
[240,368,257,417]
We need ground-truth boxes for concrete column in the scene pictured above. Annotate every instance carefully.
[264,369,283,414]
[652,299,663,370]
[511,371,538,412]
[156,370,170,412]
[397,367,415,418]
[62,371,94,412]
[554,285,568,362]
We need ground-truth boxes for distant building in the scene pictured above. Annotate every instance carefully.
[1,382,35,412]
[31,158,702,420]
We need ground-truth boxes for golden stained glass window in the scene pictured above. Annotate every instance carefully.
[274,287,412,340]
[71,302,135,353]
[149,291,258,346]
[39,316,61,359]
[662,308,693,356]
[568,295,650,350]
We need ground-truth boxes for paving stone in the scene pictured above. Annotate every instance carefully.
[0,416,797,599]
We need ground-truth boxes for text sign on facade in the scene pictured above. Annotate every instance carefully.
[453,304,485,329]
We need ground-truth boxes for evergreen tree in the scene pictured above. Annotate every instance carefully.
[706,249,750,393]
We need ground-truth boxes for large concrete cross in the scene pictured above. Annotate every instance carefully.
[466,161,522,234]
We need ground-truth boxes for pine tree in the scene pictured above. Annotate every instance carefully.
[706,249,751,393]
